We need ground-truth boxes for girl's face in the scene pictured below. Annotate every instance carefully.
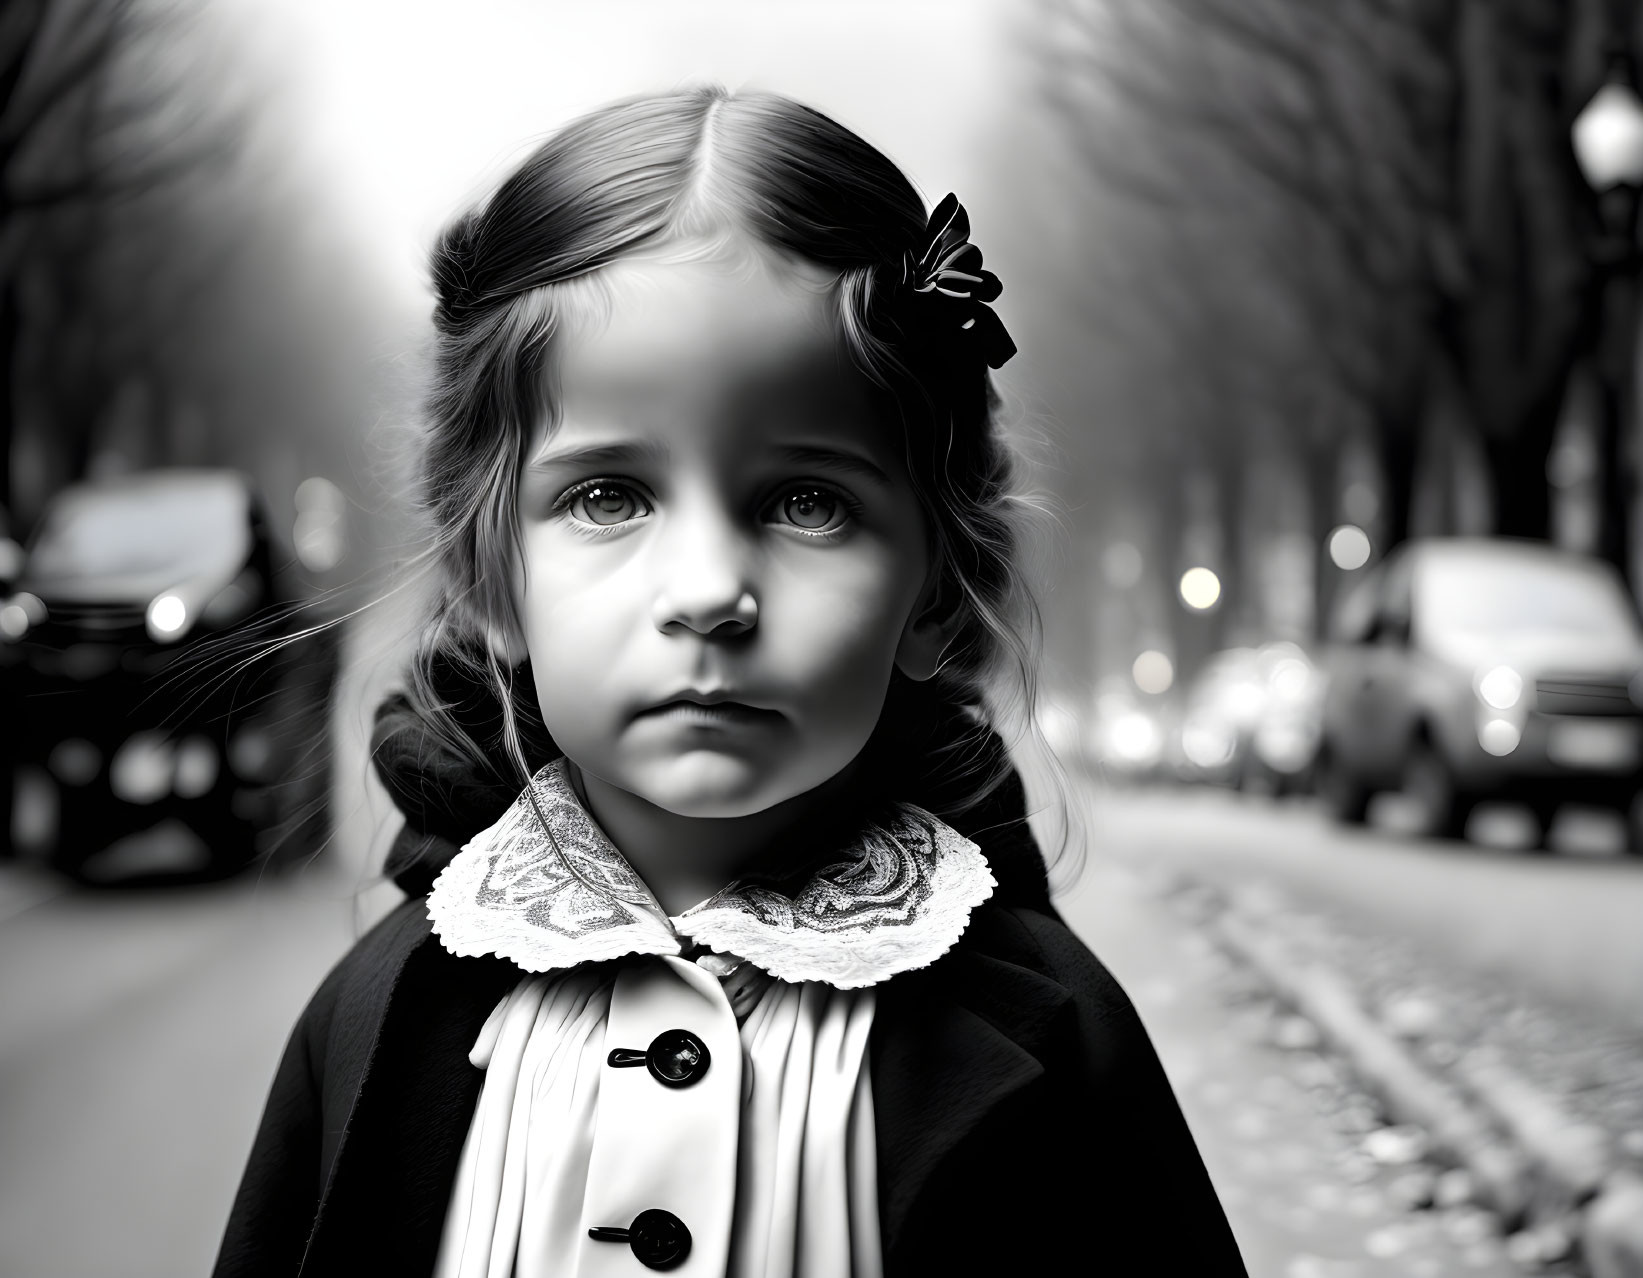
[515,248,943,820]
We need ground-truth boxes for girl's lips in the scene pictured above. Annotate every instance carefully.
[641,700,779,725]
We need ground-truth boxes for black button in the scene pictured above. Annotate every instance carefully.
[647,1029,710,1087]
[588,1208,692,1270]
[630,1208,691,1269]
[606,1029,711,1088]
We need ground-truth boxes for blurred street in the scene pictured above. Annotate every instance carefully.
[0,868,377,1278]
[1088,788,1643,1035]
[6,790,1624,1276]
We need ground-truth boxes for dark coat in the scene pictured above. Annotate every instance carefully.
[214,674,1247,1276]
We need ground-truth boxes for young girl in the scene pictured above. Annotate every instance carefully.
[215,87,1245,1277]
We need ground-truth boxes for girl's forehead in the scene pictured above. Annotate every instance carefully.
[554,250,844,387]
[530,264,900,477]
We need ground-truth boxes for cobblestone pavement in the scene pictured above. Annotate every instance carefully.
[1192,870,1643,1182]
[1077,785,1643,1268]
[1058,858,1534,1278]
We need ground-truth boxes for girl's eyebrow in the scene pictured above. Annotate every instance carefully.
[772,444,893,486]
[528,440,670,471]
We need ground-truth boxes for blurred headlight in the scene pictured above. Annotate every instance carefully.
[0,592,46,642]
[0,602,29,642]
[1107,711,1162,764]
[1182,720,1237,769]
[1255,722,1312,772]
[146,592,190,642]
[1476,665,1523,710]
[1479,717,1521,756]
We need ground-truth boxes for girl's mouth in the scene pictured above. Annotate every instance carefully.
[642,700,779,726]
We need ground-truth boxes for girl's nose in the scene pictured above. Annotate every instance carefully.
[650,518,759,638]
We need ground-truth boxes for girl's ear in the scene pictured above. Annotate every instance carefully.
[895,568,963,683]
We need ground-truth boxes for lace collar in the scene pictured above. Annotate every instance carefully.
[426,758,995,990]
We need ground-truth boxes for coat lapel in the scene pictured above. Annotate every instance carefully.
[871,945,1073,1258]
[305,930,516,1274]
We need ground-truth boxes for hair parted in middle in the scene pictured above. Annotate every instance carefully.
[406,83,1046,827]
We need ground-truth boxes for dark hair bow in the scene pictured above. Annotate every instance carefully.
[900,193,1017,369]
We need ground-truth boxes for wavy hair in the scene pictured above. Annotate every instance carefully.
[402,85,1061,853]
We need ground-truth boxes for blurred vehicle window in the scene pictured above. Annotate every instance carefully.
[1416,552,1639,641]
[28,475,251,589]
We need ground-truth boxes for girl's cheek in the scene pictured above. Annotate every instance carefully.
[792,545,923,619]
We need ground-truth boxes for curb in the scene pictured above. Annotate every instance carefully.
[1206,904,1643,1278]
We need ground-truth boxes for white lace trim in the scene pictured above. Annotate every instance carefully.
[676,813,994,989]
[426,760,681,972]
[427,759,995,989]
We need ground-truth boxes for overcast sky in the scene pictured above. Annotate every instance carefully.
[236,0,1019,315]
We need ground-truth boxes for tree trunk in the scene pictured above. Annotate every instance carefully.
[0,278,14,527]
[1373,410,1418,550]
[1593,258,1640,580]
[1483,404,1559,541]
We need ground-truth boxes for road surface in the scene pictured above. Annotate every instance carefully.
[1086,785,1643,1033]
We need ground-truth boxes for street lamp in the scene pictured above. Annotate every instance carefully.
[1572,46,1643,577]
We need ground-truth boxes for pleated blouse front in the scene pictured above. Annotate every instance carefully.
[424,759,996,1278]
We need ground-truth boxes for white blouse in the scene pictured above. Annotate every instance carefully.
[426,759,995,1278]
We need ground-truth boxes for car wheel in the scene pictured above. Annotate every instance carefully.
[1316,747,1370,824]
[1403,741,1471,840]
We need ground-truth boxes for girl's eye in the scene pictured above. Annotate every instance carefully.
[769,486,849,534]
[566,482,650,526]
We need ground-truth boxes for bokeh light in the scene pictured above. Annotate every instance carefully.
[1108,710,1163,764]
[1479,718,1522,757]
[1476,665,1523,710]
[1328,524,1372,571]
[147,593,188,635]
[1178,566,1221,610]
[1131,649,1175,694]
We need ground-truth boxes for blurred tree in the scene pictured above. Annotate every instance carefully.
[2,0,229,523]
[1033,0,1618,624]
[0,0,367,545]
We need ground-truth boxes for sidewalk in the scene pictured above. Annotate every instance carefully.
[1101,863,1643,1278]
[1058,860,1533,1277]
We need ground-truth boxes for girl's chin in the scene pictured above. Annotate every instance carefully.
[623,752,827,819]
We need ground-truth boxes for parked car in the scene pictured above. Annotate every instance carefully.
[1,469,339,882]
[1314,537,1643,849]
[1176,642,1323,794]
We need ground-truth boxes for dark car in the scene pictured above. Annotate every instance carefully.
[1,469,339,882]
[1314,538,1643,849]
